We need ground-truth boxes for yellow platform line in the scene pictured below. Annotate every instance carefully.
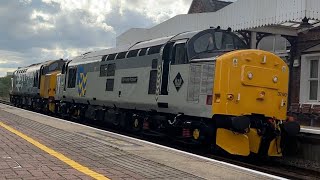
[0,122,110,180]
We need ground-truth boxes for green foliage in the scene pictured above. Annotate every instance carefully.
[0,75,12,99]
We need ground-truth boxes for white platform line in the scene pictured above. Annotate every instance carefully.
[1,103,287,180]
[300,127,320,135]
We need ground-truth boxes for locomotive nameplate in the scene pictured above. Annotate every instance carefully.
[121,76,138,84]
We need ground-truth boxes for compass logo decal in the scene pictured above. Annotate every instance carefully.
[173,72,184,91]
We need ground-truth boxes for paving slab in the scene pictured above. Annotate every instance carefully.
[0,103,283,180]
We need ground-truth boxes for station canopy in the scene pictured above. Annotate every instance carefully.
[117,0,320,46]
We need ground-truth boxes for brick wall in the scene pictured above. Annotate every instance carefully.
[290,27,320,104]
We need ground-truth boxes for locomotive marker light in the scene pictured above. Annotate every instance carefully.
[273,76,278,83]
[247,72,253,80]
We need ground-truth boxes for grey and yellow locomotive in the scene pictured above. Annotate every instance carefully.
[12,28,300,157]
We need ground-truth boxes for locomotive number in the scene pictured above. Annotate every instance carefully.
[278,92,288,97]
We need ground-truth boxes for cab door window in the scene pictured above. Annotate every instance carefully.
[67,68,77,88]
[172,43,187,65]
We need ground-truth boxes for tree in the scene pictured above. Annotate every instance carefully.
[0,75,12,100]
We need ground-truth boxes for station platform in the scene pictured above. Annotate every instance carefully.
[0,103,284,180]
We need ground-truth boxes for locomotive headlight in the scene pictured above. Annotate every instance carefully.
[247,72,253,80]
[273,76,278,83]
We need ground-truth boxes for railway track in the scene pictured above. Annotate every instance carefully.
[0,99,319,179]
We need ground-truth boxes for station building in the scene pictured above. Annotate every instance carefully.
[117,0,320,122]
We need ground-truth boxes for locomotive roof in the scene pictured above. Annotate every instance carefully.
[129,36,174,50]
[68,30,201,66]
[14,59,64,74]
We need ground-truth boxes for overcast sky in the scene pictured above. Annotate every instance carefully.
[0,0,236,77]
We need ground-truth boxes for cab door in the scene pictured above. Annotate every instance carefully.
[157,40,188,105]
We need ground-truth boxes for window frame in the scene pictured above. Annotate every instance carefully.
[300,54,320,104]
[308,58,320,101]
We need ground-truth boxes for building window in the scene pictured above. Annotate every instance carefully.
[309,60,319,100]
[106,79,114,91]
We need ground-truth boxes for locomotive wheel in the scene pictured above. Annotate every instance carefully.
[132,116,142,132]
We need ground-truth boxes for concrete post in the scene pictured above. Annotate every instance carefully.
[250,32,257,49]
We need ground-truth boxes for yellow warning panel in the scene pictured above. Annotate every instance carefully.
[213,50,289,120]
[268,137,282,157]
[247,128,261,154]
[216,128,250,156]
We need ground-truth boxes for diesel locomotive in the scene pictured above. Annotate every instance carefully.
[10,28,300,157]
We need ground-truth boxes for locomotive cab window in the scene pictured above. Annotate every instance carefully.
[188,29,247,60]
[67,68,77,88]
[194,33,215,53]
[172,43,187,65]
[49,62,59,72]
[48,60,64,73]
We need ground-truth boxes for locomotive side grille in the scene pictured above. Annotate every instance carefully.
[187,63,215,102]
[187,65,201,102]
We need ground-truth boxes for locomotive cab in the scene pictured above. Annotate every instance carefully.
[158,29,298,157]
[39,59,65,112]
